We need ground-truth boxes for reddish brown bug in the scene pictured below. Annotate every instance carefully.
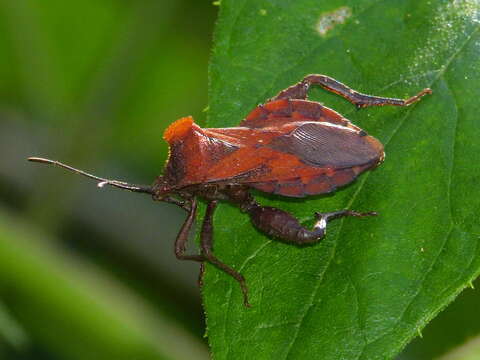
[29,74,431,307]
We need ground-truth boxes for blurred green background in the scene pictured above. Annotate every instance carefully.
[0,0,215,359]
[1,1,480,359]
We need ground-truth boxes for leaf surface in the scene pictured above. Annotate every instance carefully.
[204,1,480,359]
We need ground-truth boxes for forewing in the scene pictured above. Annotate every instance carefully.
[203,121,383,197]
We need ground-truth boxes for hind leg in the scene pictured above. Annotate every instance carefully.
[248,204,376,245]
[271,74,431,108]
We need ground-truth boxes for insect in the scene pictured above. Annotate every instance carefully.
[29,74,431,307]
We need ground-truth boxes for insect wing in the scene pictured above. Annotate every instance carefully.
[204,121,383,197]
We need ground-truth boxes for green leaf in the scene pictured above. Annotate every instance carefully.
[203,1,480,359]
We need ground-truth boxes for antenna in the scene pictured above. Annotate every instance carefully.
[27,157,153,195]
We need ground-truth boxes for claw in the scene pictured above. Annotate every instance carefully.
[347,210,378,217]
[315,209,378,222]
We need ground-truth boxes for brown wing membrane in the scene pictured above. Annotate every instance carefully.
[268,122,382,168]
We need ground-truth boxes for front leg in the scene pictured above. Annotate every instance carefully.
[200,201,251,307]
[174,197,204,262]
[248,205,376,244]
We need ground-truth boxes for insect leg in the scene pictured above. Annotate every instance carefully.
[174,197,205,262]
[200,200,251,307]
[248,205,376,244]
[160,195,192,212]
[305,74,431,109]
[269,79,310,101]
[198,263,206,287]
[271,74,431,109]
